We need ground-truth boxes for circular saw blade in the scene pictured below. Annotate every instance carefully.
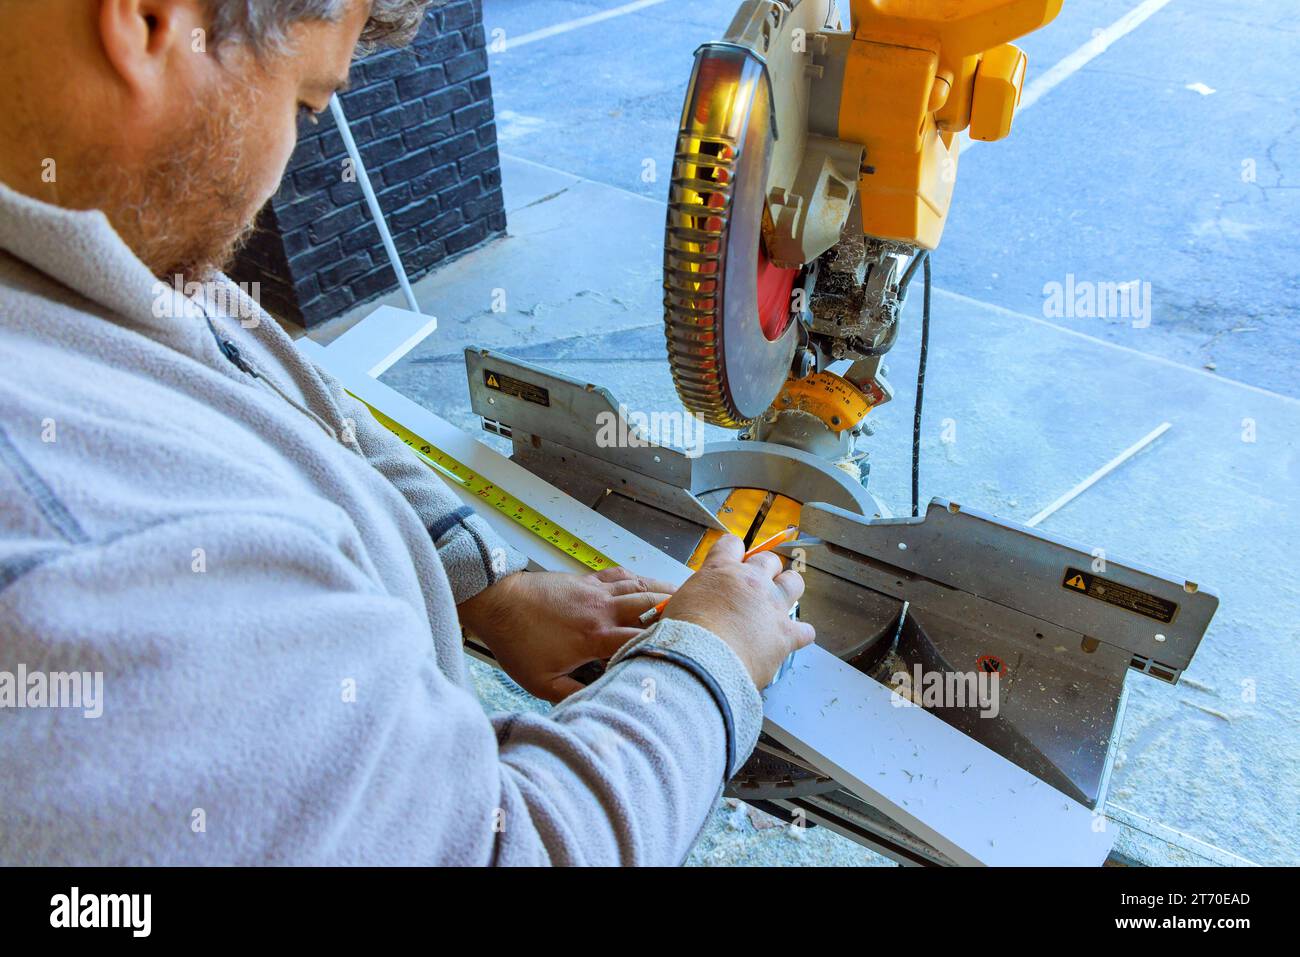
[663,45,800,428]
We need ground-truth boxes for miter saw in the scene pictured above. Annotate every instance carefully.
[456,0,1220,864]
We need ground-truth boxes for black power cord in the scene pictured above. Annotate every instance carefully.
[898,247,927,295]
[911,254,932,518]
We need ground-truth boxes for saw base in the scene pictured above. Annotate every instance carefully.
[461,348,1216,854]
[299,305,1242,865]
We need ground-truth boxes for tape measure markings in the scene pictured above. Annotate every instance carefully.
[353,395,616,572]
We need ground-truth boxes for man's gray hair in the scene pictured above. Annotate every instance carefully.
[202,0,433,56]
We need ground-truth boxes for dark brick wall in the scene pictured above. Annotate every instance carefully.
[230,0,505,327]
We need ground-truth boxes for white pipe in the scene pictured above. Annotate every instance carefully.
[1027,422,1172,528]
[328,94,421,315]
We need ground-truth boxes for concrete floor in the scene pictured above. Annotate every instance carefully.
[347,0,1299,865]
[480,0,1300,396]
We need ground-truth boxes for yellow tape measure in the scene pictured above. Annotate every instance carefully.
[353,396,616,572]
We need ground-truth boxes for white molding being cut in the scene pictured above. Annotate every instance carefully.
[760,647,1112,866]
[299,310,1114,866]
[307,305,438,378]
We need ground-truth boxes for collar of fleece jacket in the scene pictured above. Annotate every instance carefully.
[0,180,248,353]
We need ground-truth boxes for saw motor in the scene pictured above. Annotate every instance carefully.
[665,0,1062,450]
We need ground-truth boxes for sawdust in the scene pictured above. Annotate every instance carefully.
[875,648,922,706]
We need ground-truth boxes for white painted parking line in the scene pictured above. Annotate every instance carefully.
[497,0,671,51]
[1027,422,1172,528]
[962,0,1177,154]
[934,288,1300,408]
[1022,0,1177,110]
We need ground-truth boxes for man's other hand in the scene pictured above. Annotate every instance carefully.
[459,568,674,702]
[661,534,815,689]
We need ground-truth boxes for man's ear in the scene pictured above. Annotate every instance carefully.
[98,0,202,98]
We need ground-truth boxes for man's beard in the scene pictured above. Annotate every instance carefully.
[88,84,266,284]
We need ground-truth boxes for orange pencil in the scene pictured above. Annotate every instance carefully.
[638,525,798,625]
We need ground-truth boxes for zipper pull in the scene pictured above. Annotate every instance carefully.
[219,338,259,378]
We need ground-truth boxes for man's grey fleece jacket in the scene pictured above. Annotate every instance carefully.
[0,181,764,865]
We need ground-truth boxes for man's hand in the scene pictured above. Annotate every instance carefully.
[458,567,675,702]
[661,534,815,689]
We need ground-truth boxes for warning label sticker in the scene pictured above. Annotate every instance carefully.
[483,369,550,407]
[1061,567,1177,623]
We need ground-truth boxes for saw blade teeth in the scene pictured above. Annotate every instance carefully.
[662,46,802,430]
[663,142,748,427]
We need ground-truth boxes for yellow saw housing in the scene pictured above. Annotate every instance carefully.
[663,0,1062,428]
[840,0,1060,248]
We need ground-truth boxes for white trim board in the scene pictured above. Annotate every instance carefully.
[306,304,438,379]
[760,647,1112,866]
[299,319,1113,866]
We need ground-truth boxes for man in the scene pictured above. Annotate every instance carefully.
[0,0,813,864]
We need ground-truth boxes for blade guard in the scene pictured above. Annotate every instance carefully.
[663,44,799,427]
